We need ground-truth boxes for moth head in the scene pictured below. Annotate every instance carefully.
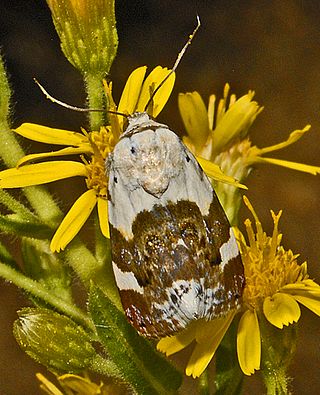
[121,112,155,138]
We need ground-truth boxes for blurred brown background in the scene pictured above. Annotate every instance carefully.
[0,0,320,394]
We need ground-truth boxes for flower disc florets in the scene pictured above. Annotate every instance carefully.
[84,126,115,197]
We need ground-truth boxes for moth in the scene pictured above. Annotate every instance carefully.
[106,112,245,338]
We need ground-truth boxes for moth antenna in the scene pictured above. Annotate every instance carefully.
[107,109,128,118]
[33,78,105,112]
[144,15,201,112]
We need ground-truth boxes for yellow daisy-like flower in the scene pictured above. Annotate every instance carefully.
[179,83,320,177]
[179,84,319,175]
[158,196,320,378]
[235,196,320,375]
[178,84,320,222]
[0,66,175,252]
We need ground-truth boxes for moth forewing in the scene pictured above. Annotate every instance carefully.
[107,112,245,338]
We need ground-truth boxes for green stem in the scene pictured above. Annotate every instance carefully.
[0,121,25,167]
[0,190,34,218]
[263,367,289,395]
[0,262,94,332]
[259,314,296,395]
[94,215,122,309]
[24,187,62,227]
[198,369,210,395]
[64,239,105,285]
[84,72,106,130]
[65,238,120,306]
[90,354,122,379]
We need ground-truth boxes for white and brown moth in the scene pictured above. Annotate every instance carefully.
[106,112,245,338]
[106,18,244,338]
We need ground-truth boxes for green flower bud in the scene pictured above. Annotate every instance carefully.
[14,308,96,373]
[46,0,118,76]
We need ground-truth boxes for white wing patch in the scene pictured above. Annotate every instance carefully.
[112,262,144,294]
[153,279,222,326]
[219,228,239,270]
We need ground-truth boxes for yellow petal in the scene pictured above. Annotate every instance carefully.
[213,93,262,154]
[282,279,320,292]
[237,309,261,375]
[252,156,320,175]
[281,281,320,316]
[207,94,216,130]
[17,146,92,167]
[216,84,235,124]
[36,373,64,395]
[0,161,87,188]
[118,66,147,127]
[136,66,175,117]
[157,321,197,356]
[58,374,101,395]
[14,123,86,146]
[97,197,110,238]
[186,312,235,378]
[196,156,247,189]
[300,279,320,288]
[178,92,210,153]
[263,293,301,328]
[258,126,311,155]
[291,294,320,316]
[50,189,97,252]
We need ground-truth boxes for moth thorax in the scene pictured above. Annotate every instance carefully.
[135,139,169,197]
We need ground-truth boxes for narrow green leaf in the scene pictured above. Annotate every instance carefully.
[0,189,35,219]
[0,213,52,238]
[22,238,73,304]
[0,240,16,267]
[89,285,182,395]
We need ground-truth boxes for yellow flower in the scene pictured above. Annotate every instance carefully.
[178,84,320,223]
[157,196,320,378]
[235,196,320,375]
[179,83,320,178]
[0,66,175,252]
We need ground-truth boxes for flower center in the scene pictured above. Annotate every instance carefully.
[238,207,308,310]
[84,126,116,197]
